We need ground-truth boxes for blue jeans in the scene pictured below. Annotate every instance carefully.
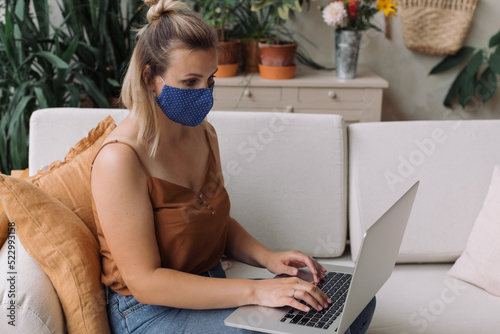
[106,263,375,334]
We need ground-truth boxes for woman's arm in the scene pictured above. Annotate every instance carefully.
[92,143,330,311]
[225,218,327,284]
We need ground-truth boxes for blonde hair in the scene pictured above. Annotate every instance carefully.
[121,0,218,157]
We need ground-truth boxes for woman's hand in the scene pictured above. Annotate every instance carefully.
[253,276,332,312]
[264,251,327,284]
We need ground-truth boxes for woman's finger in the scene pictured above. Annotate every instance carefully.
[292,288,323,311]
[288,296,311,312]
[292,281,331,311]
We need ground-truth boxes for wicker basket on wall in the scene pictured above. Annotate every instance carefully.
[400,0,479,55]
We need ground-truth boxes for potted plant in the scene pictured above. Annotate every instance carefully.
[0,0,104,174]
[320,0,397,79]
[231,2,275,73]
[429,28,500,109]
[251,0,303,79]
[193,0,244,77]
[58,0,147,107]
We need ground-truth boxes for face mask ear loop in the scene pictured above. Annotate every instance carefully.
[158,75,167,86]
[154,76,167,98]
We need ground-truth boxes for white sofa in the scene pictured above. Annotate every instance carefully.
[1,107,499,333]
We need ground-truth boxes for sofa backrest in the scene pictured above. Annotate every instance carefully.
[29,108,128,175]
[348,120,500,263]
[207,111,347,257]
[29,108,348,258]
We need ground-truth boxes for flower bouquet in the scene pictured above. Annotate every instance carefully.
[320,0,397,79]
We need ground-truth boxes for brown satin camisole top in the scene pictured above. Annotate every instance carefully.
[92,128,230,295]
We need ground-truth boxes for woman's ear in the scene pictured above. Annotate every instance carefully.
[142,65,152,85]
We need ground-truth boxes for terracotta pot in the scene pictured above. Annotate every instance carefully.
[258,64,297,80]
[257,40,298,79]
[80,94,94,108]
[216,64,239,77]
[241,39,260,73]
[258,40,297,67]
[108,96,126,109]
[217,40,240,77]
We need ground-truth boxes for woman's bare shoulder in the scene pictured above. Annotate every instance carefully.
[92,121,147,184]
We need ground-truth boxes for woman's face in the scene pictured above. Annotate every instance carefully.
[153,48,218,94]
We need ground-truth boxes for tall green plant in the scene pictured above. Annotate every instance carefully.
[251,0,302,44]
[231,1,275,41]
[429,29,500,108]
[192,0,244,42]
[0,0,97,174]
[58,0,147,105]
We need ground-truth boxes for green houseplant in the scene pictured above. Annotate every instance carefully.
[0,0,103,174]
[251,0,303,79]
[58,0,147,106]
[192,0,245,77]
[231,2,275,73]
[429,28,500,109]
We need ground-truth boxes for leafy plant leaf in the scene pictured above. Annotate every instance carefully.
[429,47,475,75]
[34,86,48,109]
[75,73,110,107]
[489,29,500,48]
[61,36,79,63]
[476,67,498,103]
[459,73,476,107]
[465,50,483,76]
[489,53,500,75]
[107,78,121,87]
[34,51,69,69]
[443,68,466,107]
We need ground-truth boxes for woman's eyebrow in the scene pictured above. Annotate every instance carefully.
[184,73,203,78]
[184,69,218,77]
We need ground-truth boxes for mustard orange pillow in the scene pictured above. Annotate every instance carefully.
[0,169,29,248]
[27,116,116,241]
[0,174,110,333]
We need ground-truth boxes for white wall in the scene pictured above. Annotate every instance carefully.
[287,0,500,121]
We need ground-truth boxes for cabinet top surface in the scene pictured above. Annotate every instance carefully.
[215,65,389,88]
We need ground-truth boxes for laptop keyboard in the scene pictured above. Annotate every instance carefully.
[279,272,352,330]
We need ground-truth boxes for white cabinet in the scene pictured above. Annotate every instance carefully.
[213,66,389,123]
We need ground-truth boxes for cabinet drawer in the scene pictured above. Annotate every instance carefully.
[298,87,364,103]
[215,86,281,103]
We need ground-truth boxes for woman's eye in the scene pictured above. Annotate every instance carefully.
[184,79,196,87]
[208,75,216,86]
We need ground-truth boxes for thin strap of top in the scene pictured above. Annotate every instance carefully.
[93,140,151,177]
[93,127,213,178]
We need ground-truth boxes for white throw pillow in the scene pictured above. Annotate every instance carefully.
[0,235,65,333]
[448,165,500,297]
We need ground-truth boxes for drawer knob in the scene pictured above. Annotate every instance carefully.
[328,90,337,99]
[243,89,252,98]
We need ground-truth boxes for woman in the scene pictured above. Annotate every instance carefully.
[91,0,375,333]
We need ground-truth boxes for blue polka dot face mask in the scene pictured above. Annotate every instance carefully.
[155,76,214,127]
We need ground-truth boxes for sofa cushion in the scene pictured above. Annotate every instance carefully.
[367,263,500,333]
[348,120,500,263]
[208,111,347,257]
[29,108,128,175]
[0,234,65,333]
[448,165,500,296]
[0,175,110,334]
[27,115,116,240]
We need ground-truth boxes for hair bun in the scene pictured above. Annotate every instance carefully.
[145,0,189,22]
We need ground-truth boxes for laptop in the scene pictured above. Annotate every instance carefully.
[225,181,419,334]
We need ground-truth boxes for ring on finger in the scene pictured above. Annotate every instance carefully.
[292,289,297,299]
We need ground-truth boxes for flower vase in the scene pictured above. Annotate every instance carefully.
[335,30,362,80]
